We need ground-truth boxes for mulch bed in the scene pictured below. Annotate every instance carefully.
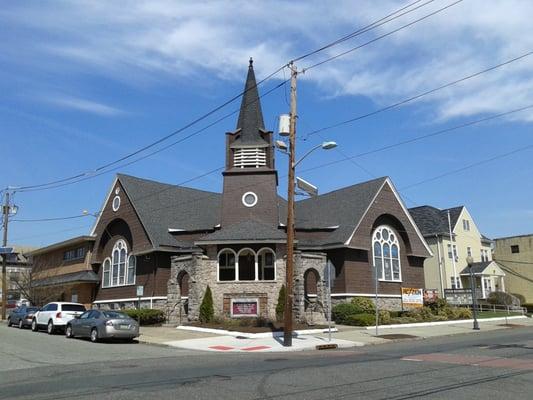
[376,334,419,340]
[189,322,328,333]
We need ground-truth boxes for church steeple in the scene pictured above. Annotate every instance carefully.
[235,58,267,145]
[226,59,274,170]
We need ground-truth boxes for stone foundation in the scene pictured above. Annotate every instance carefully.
[331,296,403,311]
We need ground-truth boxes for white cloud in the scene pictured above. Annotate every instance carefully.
[42,95,125,116]
[2,0,533,122]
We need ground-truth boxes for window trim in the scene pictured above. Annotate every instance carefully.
[101,239,136,288]
[217,248,237,282]
[237,247,257,281]
[257,247,276,281]
[372,226,402,282]
[217,247,276,282]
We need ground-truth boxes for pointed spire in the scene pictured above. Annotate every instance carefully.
[235,58,266,145]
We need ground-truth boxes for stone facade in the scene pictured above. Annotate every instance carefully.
[294,251,328,324]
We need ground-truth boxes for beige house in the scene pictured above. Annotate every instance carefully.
[409,205,502,299]
[493,234,533,303]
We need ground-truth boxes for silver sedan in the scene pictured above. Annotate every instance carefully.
[65,310,139,343]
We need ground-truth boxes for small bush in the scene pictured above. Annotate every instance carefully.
[390,316,419,324]
[428,298,449,314]
[405,306,434,322]
[276,285,286,322]
[378,310,391,325]
[350,297,376,314]
[332,303,360,324]
[523,303,533,313]
[487,291,518,306]
[345,313,376,326]
[123,309,165,325]
[455,308,473,319]
[199,285,214,323]
[511,293,526,305]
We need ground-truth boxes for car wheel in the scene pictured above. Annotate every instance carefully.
[65,325,74,339]
[6,317,11,327]
[31,319,38,332]
[90,328,99,343]
[18,319,23,329]
[47,320,55,335]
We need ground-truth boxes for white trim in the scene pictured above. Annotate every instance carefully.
[344,180,383,246]
[112,195,121,212]
[230,298,259,318]
[372,225,402,282]
[365,315,527,330]
[93,296,167,304]
[330,293,402,298]
[257,247,277,281]
[242,191,258,207]
[217,248,237,282]
[237,247,256,281]
[168,228,186,233]
[90,177,118,236]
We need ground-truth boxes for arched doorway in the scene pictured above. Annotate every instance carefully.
[304,269,320,310]
[178,271,190,315]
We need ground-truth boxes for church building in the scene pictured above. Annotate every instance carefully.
[68,60,433,323]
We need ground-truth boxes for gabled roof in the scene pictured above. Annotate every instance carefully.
[295,177,387,245]
[231,58,269,147]
[408,205,464,237]
[117,174,221,249]
[460,261,505,276]
[196,220,286,244]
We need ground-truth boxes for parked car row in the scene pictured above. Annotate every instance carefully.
[7,301,139,343]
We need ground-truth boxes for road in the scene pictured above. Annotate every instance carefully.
[1,323,532,399]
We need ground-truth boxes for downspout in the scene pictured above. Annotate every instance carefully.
[447,210,459,288]
[435,234,444,295]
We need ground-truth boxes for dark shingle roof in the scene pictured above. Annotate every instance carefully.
[295,177,387,245]
[460,261,493,275]
[118,174,221,249]
[408,205,464,237]
[232,59,269,147]
[197,220,286,242]
[33,270,99,287]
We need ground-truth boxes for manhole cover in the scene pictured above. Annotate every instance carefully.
[377,334,418,340]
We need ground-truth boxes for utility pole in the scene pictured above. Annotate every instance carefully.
[283,62,298,347]
[1,191,10,320]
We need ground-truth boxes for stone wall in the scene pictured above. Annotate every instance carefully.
[294,251,328,324]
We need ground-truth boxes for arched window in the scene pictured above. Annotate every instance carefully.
[372,226,401,282]
[103,239,136,288]
[258,248,276,280]
[238,248,256,281]
[218,249,236,281]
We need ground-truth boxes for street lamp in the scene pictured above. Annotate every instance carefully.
[467,256,480,330]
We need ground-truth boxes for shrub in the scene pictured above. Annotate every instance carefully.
[523,303,533,313]
[345,313,376,326]
[123,309,165,325]
[405,306,434,322]
[455,308,473,319]
[276,285,286,322]
[332,303,360,324]
[487,291,518,306]
[428,298,449,314]
[350,297,376,314]
[199,285,214,323]
[378,310,391,325]
[511,293,526,305]
[390,316,419,324]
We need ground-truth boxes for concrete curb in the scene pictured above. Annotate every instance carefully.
[177,325,338,338]
[364,315,527,330]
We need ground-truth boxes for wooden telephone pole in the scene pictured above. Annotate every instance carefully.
[283,62,298,347]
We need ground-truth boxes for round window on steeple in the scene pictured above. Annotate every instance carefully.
[242,192,258,207]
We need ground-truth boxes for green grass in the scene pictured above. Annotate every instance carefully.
[476,311,523,319]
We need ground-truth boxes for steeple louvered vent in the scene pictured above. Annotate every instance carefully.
[234,148,266,168]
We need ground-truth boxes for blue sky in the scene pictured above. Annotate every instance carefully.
[1,0,532,247]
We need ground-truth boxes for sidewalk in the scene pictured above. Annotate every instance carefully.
[138,316,533,352]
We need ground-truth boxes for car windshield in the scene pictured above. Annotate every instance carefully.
[62,304,86,312]
[102,311,130,319]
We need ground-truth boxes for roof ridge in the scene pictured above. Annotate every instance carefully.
[117,173,221,196]
[296,176,387,203]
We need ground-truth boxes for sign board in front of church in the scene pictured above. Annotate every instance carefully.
[231,298,259,317]
[401,287,424,308]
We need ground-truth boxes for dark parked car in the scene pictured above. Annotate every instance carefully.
[65,310,139,343]
[7,306,40,329]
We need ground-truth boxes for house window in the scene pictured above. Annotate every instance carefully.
[372,226,401,282]
[258,248,275,280]
[102,240,135,288]
[480,249,490,262]
[511,245,520,254]
[463,219,470,231]
[447,244,458,259]
[63,247,86,261]
[450,276,461,289]
[218,249,236,281]
[467,247,472,257]
[238,248,256,281]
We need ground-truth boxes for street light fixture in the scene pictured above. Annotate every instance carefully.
[467,256,480,330]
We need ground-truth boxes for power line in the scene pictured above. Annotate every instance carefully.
[14,0,443,193]
[302,0,463,72]
[305,50,533,138]
[11,214,93,223]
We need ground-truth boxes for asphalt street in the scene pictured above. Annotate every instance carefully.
[0,323,532,399]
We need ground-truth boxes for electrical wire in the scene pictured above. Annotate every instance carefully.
[305,50,533,138]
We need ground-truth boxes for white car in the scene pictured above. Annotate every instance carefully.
[32,302,87,334]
